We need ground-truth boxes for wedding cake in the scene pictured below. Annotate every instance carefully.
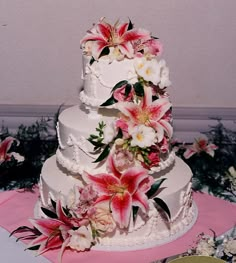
[34,18,197,255]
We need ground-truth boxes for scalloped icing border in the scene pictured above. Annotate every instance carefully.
[80,90,103,107]
[34,198,197,251]
[56,148,176,176]
[92,201,198,251]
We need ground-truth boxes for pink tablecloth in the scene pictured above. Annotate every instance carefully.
[0,189,235,263]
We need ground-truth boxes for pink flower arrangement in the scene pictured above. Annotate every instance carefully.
[116,87,172,143]
[83,155,154,228]
[11,184,115,262]
[90,84,173,169]
[11,156,169,261]
[81,18,162,60]
[142,149,160,170]
[0,136,24,165]
[183,138,218,159]
[113,83,134,102]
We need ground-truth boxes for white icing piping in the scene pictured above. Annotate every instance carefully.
[171,182,193,223]
[80,90,103,107]
[149,151,175,174]
[67,134,96,160]
[86,63,114,89]
[56,122,66,150]
[93,202,197,249]
[57,149,175,176]
[56,149,85,175]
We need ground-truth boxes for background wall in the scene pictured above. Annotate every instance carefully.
[1,0,236,140]
[1,0,236,107]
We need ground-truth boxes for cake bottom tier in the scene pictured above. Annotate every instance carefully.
[38,156,197,251]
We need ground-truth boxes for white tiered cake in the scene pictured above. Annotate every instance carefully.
[37,18,197,253]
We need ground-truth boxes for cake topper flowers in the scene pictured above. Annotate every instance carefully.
[81,17,163,61]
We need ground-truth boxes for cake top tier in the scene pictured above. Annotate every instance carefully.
[80,18,171,108]
[80,17,163,61]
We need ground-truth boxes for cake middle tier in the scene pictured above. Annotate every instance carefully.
[56,105,175,176]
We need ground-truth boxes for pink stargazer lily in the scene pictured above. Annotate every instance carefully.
[116,87,173,142]
[83,155,153,228]
[27,199,73,260]
[0,136,18,164]
[183,138,218,159]
[81,19,150,59]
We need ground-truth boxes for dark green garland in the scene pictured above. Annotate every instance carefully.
[175,120,236,202]
[0,117,58,191]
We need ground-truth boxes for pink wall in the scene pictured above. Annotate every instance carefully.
[1,0,236,108]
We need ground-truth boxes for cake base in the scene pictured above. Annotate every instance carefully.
[34,200,197,251]
[37,155,197,251]
[92,202,198,251]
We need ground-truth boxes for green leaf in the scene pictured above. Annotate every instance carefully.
[153,197,171,219]
[90,57,95,65]
[127,19,134,30]
[99,46,110,58]
[111,80,128,92]
[146,178,166,198]
[50,198,56,210]
[132,206,139,223]
[87,137,104,148]
[152,95,159,102]
[89,134,98,139]
[133,82,144,97]
[41,207,58,219]
[125,84,132,98]
[9,226,35,237]
[27,245,40,251]
[100,96,117,107]
[93,144,110,163]
[116,128,123,139]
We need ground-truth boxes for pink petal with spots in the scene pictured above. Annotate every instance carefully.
[111,191,132,228]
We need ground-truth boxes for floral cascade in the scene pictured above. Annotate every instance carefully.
[10,18,173,261]
[12,154,170,261]
[85,18,173,171]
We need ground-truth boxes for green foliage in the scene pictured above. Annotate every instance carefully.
[0,116,58,191]
[146,178,166,198]
[153,197,171,219]
[175,120,236,202]
[133,81,144,97]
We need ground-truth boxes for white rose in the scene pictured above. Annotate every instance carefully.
[91,205,116,234]
[67,226,93,251]
[134,57,161,85]
[159,59,171,89]
[103,122,117,144]
[224,239,236,256]
[129,125,157,148]
[195,240,215,256]
[65,186,80,211]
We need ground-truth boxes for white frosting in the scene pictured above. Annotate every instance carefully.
[80,56,137,107]
[56,105,174,175]
[37,46,196,251]
[38,155,197,249]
